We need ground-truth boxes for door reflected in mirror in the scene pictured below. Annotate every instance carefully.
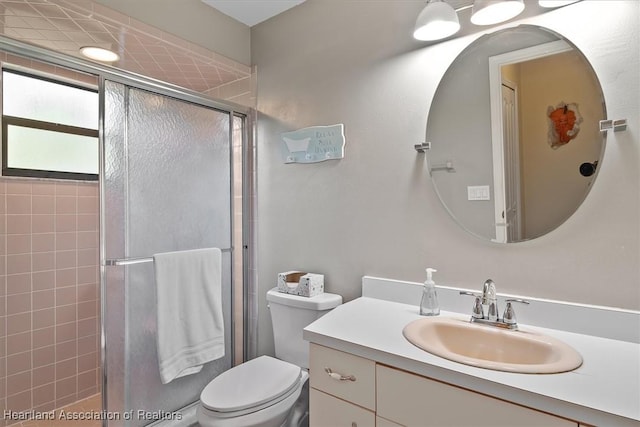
[426,26,606,243]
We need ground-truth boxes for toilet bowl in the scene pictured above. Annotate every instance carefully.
[197,289,342,427]
[197,356,309,427]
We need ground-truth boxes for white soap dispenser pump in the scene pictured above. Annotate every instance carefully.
[420,268,440,316]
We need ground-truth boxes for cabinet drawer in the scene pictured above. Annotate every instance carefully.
[309,343,376,410]
[310,388,375,427]
[377,365,577,427]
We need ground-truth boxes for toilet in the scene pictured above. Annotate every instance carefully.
[197,288,342,427]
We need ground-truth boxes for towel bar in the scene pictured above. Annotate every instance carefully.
[105,247,232,266]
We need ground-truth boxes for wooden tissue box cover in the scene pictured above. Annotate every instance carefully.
[277,271,324,297]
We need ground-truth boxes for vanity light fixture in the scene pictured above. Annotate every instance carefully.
[538,0,581,7]
[80,46,120,63]
[413,0,461,41]
[470,0,525,26]
[414,0,532,41]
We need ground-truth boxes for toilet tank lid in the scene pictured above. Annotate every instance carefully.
[267,288,342,310]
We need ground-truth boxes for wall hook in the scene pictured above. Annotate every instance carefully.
[414,142,431,153]
[599,119,627,132]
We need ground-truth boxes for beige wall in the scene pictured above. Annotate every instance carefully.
[519,50,604,238]
[92,0,251,66]
[252,0,639,357]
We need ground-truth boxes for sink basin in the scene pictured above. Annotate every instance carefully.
[403,317,582,374]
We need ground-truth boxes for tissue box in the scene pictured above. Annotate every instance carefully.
[277,271,324,297]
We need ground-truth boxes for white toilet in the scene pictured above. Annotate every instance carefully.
[197,288,342,427]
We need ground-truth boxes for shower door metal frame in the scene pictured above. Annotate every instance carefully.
[0,35,254,424]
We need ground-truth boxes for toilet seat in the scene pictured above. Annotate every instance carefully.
[200,356,302,418]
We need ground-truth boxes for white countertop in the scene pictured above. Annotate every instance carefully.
[303,296,640,426]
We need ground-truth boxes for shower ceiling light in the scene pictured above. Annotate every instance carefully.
[538,0,580,7]
[470,0,525,26]
[80,46,120,63]
[413,0,460,41]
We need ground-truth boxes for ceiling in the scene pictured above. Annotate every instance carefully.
[0,0,251,93]
[201,0,307,27]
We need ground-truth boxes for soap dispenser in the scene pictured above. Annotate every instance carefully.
[420,268,440,316]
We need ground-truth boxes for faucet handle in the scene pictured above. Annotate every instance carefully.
[459,291,484,319]
[503,299,530,325]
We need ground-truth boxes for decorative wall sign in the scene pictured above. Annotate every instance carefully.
[281,124,345,163]
[547,102,583,149]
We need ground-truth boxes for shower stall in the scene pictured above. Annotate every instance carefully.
[0,36,253,427]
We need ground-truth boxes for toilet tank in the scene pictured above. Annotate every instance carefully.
[266,288,342,369]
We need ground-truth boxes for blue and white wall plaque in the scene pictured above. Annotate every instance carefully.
[281,124,345,164]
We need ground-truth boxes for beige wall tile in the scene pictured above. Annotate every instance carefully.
[7,215,31,234]
[77,284,97,303]
[7,331,31,355]
[55,269,76,288]
[32,252,54,272]
[54,215,76,233]
[7,371,31,395]
[32,308,55,330]
[32,382,55,407]
[32,272,55,291]
[55,250,76,270]
[55,322,77,344]
[55,358,77,380]
[32,195,55,215]
[6,195,31,215]
[55,196,77,214]
[55,233,77,251]
[7,313,31,335]
[6,351,31,375]
[77,302,96,321]
[77,318,97,339]
[76,267,97,285]
[32,327,54,350]
[55,305,76,325]
[77,352,97,373]
[55,376,76,399]
[7,235,31,255]
[33,346,55,369]
[6,274,31,295]
[7,293,31,315]
[7,389,32,412]
[7,254,31,275]
[32,233,55,253]
[6,182,32,196]
[55,340,77,362]
[32,364,55,388]
[31,215,54,233]
[55,288,76,307]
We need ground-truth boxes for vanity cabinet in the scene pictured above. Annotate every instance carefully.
[309,342,376,426]
[377,365,576,426]
[309,343,580,427]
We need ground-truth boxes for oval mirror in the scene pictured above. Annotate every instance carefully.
[426,25,606,243]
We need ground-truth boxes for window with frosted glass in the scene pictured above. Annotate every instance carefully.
[2,68,99,180]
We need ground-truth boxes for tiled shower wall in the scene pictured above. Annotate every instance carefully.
[0,178,100,424]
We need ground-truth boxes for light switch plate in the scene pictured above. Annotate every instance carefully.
[467,185,490,201]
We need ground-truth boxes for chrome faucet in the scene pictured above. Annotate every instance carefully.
[460,279,529,330]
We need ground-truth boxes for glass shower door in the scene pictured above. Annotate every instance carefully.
[101,80,233,426]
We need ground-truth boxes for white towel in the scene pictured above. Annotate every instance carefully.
[154,248,225,384]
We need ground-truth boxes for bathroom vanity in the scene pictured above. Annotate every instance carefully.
[303,277,640,427]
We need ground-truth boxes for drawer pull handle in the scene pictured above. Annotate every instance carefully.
[324,367,356,382]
